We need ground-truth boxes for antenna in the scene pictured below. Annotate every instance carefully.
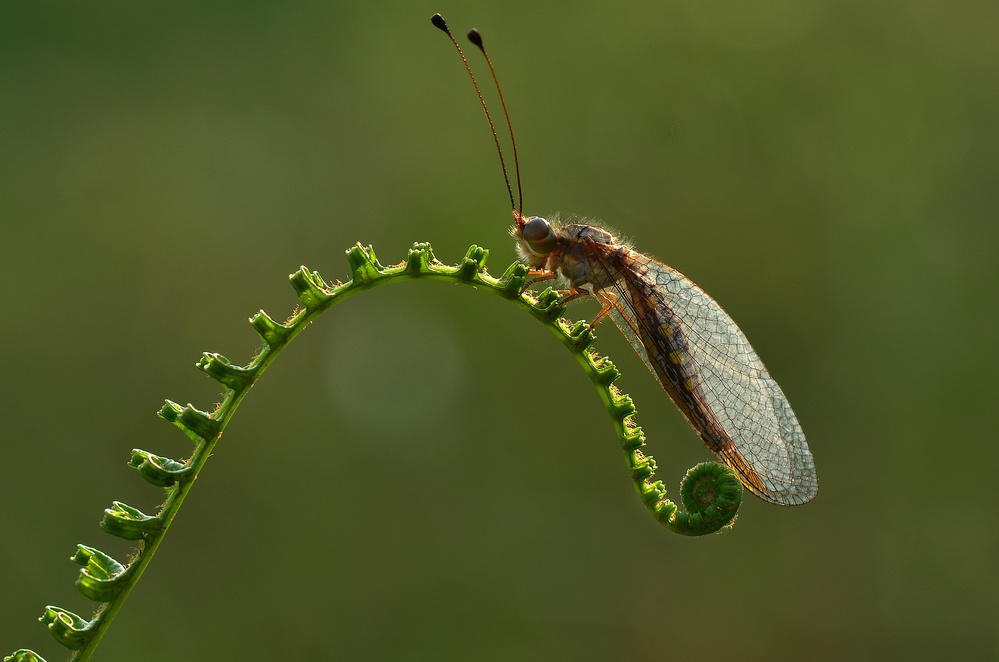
[431,13,522,215]
[467,28,524,219]
[468,28,524,216]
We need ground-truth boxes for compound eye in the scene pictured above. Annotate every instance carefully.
[522,216,557,257]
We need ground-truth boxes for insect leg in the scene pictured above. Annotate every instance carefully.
[526,269,588,303]
[526,269,559,287]
[565,290,627,345]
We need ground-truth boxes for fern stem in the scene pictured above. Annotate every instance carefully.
[9,242,740,662]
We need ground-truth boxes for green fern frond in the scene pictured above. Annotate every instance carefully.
[7,242,740,662]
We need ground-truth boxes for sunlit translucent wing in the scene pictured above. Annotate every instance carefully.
[587,243,818,506]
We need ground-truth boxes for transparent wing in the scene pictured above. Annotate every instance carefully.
[594,248,817,506]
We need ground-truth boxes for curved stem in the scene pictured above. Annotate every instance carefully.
[12,242,740,662]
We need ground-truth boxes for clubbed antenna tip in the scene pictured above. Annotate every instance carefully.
[431,13,448,33]
[468,29,483,50]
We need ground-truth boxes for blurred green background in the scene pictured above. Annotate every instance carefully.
[2,1,996,660]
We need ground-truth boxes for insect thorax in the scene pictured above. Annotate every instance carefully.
[555,223,625,292]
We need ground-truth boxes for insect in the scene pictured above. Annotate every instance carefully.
[432,14,817,506]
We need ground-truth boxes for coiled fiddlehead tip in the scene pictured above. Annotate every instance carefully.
[653,461,742,536]
[681,462,741,512]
